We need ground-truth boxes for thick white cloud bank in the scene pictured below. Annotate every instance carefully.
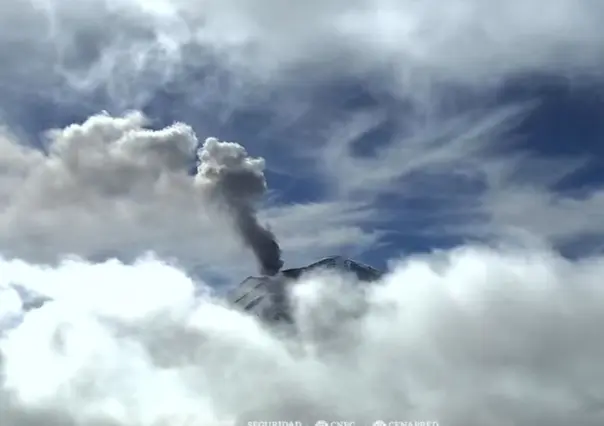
[2,246,604,426]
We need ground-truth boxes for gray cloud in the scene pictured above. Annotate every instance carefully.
[1,0,603,108]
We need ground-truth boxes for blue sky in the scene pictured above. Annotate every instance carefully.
[0,0,603,284]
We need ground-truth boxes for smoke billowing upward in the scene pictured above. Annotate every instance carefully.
[197,137,283,275]
[0,111,288,272]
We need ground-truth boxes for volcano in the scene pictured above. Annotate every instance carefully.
[227,256,383,325]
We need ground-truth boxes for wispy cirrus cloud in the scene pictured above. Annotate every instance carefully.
[285,88,602,253]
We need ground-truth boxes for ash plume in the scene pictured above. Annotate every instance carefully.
[197,137,283,275]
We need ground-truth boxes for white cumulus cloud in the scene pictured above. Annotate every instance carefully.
[2,246,604,425]
[0,111,378,277]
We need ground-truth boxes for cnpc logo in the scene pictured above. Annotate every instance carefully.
[315,421,355,426]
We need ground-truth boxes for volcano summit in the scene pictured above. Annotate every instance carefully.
[227,256,383,325]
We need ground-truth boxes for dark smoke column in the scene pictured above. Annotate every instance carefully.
[197,137,283,275]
